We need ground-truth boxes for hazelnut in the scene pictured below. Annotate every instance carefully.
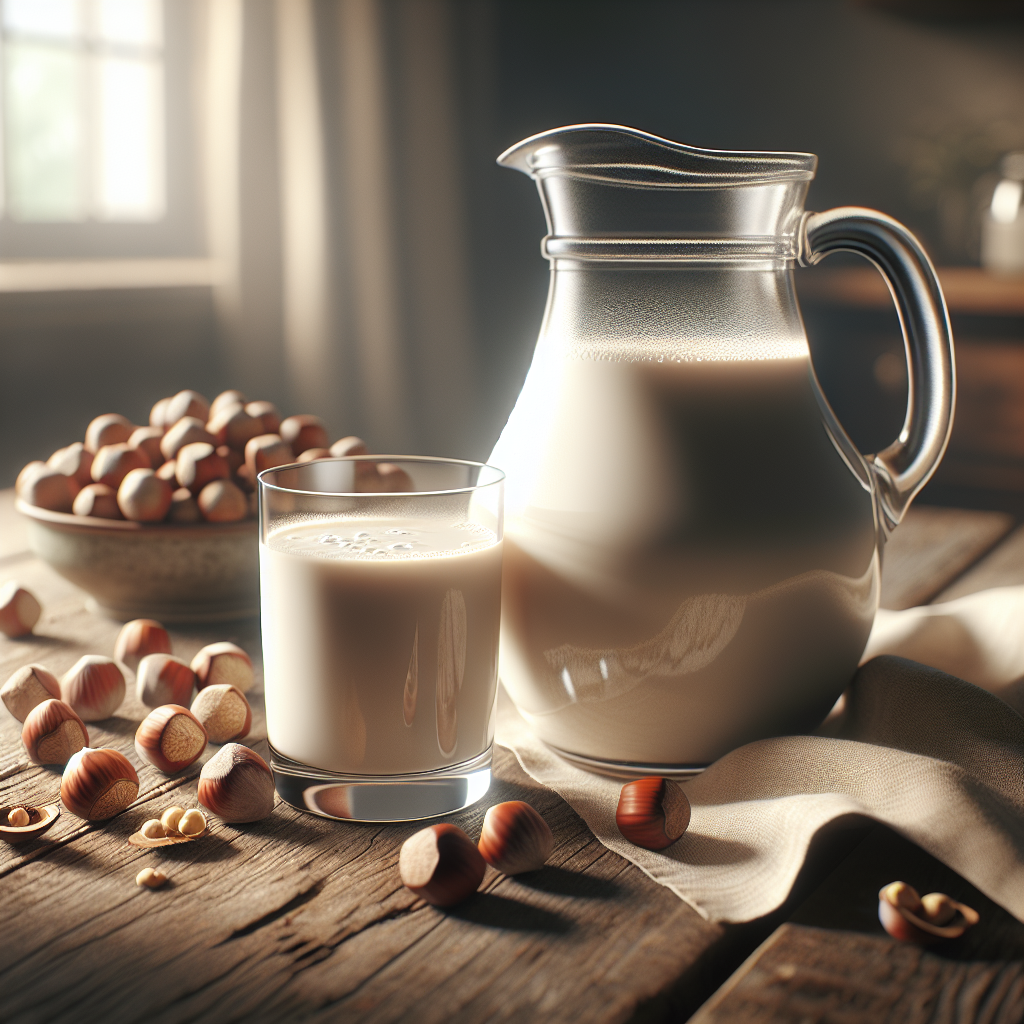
[127,426,165,467]
[85,413,134,453]
[178,808,207,835]
[217,445,244,475]
[921,892,958,926]
[375,463,414,492]
[245,401,280,435]
[160,417,215,462]
[279,415,328,456]
[18,463,78,512]
[210,390,248,418]
[61,655,126,721]
[296,447,331,463]
[73,483,124,519]
[117,468,173,522]
[156,460,179,482]
[2,663,61,721]
[48,442,94,485]
[160,806,185,832]
[881,880,922,913]
[140,818,165,839]
[135,704,207,773]
[136,867,167,888]
[149,397,173,431]
[176,442,229,494]
[878,882,979,943]
[190,684,252,743]
[61,747,139,820]
[168,488,203,523]
[191,642,254,693]
[615,777,691,851]
[399,824,486,907]
[114,619,172,674]
[0,582,42,638]
[207,405,261,452]
[135,653,195,708]
[329,436,368,458]
[22,699,89,765]
[165,389,210,425]
[244,433,294,477]
[197,479,248,523]
[8,807,30,827]
[197,743,275,822]
[91,443,150,489]
[478,801,553,875]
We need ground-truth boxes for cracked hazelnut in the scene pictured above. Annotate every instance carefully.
[878,882,979,943]
[85,413,134,453]
[136,867,167,888]
[191,642,254,693]
[198,743,275,822]
[136,654,195,708]
[279,415,328,456]
[478,801,553,875]
[2,663,61,721]
[22,699,89,765]
[61,656,126,721]
[61,747,139,820]
[0,582,42,638]
[114,619,172,674]
[135,704,207,773]
[118,468,173,522]
[615,777,691,851]
[73,483,124,519]
[190,684,252,743]
[400,824,485,908]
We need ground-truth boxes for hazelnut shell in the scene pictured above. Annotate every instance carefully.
[22,698,89,765]
[2,663,61,722]
[114,619,172,674]
[190,684,252,743]
[191,642,254,693]
[615,777,691,851]
[478,801,553,874]
[0,582,42,638]
[197,743,275,822]
[61,656,126,722]
[399,823,485,907]
[135,654,196,708]
[61,747,139,820]
[0,804,60,844]
[135,704,208,773]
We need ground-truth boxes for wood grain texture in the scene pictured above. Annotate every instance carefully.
[879,506,1014,610]
[937,524,1024,602]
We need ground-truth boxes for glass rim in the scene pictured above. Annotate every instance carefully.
[257,455,505,499]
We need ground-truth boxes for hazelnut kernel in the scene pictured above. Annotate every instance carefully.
[8,807,30,827]
[141,819,165,840]
[136,867,167,889]
[399,823,485,908]
[178,809,207,836]
[921,892,958,926]
[160,806,186,833]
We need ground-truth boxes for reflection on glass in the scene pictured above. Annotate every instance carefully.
[0,0,164,221]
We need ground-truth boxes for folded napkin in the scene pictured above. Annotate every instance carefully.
[494,585,1024,924]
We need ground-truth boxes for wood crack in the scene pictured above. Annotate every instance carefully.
[215,881,325,945]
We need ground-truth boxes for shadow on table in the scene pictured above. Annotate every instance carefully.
[514,865,621,900]
[448,891,573,934]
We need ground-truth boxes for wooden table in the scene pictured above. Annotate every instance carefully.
[1,492,1022,1024]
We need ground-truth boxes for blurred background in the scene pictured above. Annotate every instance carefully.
[1,0,1022,509]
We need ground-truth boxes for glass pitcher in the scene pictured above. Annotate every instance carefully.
[490,124,954,774]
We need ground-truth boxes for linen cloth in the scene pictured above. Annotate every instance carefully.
[493,585,1024,924]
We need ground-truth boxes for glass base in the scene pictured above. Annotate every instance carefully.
[543,742,708,780]
[270,745,493,823]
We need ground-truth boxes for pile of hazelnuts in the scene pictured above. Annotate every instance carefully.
[15,387,376,525]
[1,616,274,831]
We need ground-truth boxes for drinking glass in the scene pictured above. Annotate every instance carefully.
[259,456,504,821]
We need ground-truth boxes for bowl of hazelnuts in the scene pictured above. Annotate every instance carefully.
[16,388,369,623]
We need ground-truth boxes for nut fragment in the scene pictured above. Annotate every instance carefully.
[2,663,61,722]
[61,656,126,721]
[198,743,275,822]
[399,824,485,907]
[615,777,691,851]
[160,805,186,833]
[135,704,208,773]
[478,801,553,875]
[135,654,195,708]
[8,807,30,827]
[114,619,172,674]
[22,699,89,765]
[61,747,139,820]
[136,867,167,889]
[117,468,173,522]
[878,882,980,943]
[141,819,165,839]
[73,483,124,519]
[191,642,254,693]
[0,582,43,638]
[190,684,252,743]
[178,809,207,835]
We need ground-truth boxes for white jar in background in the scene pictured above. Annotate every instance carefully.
[981,152,1024,274]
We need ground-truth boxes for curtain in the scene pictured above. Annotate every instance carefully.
[201,0,479,458]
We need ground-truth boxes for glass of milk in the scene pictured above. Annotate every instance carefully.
[259,457,504,821]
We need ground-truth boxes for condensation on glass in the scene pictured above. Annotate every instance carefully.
[0,0,164,221]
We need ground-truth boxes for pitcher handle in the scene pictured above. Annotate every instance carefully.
[799,207,955,532]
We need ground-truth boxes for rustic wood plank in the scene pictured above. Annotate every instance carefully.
[879,506,1014,610]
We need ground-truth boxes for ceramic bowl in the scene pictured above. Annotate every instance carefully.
[17,500,259,623]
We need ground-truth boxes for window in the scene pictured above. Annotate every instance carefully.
[0,0,201,262]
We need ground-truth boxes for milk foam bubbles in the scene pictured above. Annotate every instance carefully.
[261,519,502,775]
